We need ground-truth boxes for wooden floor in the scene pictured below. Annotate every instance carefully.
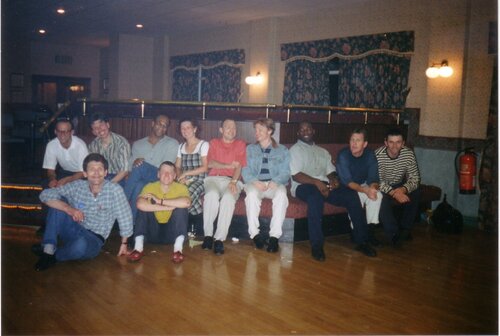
[2,222,498,335]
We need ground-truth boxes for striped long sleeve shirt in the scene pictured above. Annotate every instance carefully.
[374,146,420,194]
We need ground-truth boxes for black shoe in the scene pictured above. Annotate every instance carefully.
[34,253,57,271]
[266,237,279,253]
[202,236,213,250]
[356,243,377,257]
[253,234,265,249]
[214,240,224,255]
[31,243,43,257]
[311,246,326,261]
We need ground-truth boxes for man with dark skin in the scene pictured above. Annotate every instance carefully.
[289,121,376,261]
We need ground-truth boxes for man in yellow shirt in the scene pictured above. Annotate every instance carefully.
[127,161,191,263]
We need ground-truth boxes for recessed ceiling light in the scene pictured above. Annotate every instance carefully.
[136,24,144,29]
[56,8,65,14]
[38,29,46,34]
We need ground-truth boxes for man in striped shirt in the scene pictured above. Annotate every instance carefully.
[88,112,131,186]
[375,128,421,246]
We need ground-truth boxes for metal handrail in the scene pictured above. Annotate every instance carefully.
[38,101,72,132]
[78,99,402,124]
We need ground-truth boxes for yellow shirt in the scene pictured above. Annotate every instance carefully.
[140,181,190,223]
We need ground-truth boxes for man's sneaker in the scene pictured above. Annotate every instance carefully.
[214,240,224,255]
[266,237,279,253]
[34,253,57,271]
[253,234,265,249]
[202,236,213,250]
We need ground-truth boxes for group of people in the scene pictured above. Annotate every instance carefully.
[34,113,420,271]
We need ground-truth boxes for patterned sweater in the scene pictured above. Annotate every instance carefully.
[374,146,420,194]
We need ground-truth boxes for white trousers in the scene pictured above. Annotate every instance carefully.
[244,183,288,239]
[358,190,382,224]
[203,176,243,241]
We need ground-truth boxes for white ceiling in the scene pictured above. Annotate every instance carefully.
[3,0,371,46]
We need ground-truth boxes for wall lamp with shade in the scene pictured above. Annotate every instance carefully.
[426,60,454,78]
[245,72,263,85]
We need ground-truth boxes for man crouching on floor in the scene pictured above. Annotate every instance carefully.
[34,153,133,271]
[127,161,191,264]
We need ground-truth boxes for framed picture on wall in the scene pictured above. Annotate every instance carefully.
[10,73,24,88]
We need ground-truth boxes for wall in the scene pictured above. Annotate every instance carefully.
[114,34,155,100]
[30,41,101,99]
[414,147,481,217]
[169,0,496,140]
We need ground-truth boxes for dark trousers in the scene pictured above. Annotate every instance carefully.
[379,187,421,239]
[296,184,368,248]
[135,208,188,244]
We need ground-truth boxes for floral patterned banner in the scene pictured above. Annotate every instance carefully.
[170,49,245,69]
[170,49,245,102]
[282,31,414,108]
[281,31,414,61]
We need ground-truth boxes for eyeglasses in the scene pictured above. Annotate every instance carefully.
[56,129,72,134]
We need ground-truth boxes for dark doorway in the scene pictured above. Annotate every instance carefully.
[32,75,91,113]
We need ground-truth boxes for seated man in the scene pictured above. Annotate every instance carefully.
[375,128,421,245]
[242,118,290,253]
[127,161,191,264]
[289,122,376,262]
[201,119,247,255]
[336,128,382,245]
[34,153,133,271]
[42,118,88,188]
[124,114,179,219]
[88,112,130,185]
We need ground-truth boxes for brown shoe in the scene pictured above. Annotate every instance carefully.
[127,250,144,262]
[172,251,184,264]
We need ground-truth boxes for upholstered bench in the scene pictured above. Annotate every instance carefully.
[227,183,441,243]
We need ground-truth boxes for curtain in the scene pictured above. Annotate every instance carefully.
[281,31,414,108]
[171,49,244,102]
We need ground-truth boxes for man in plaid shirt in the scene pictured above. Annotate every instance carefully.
[34,153,133,271]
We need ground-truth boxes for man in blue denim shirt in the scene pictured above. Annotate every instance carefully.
[34,153,133,271]
[242,118,290,253]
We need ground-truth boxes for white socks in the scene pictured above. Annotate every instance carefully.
[134,235,144,252]
[174,235,185,253]
[134,234,184,253]
[43,244,55,255]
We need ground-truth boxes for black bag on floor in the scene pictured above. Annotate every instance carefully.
[431,194,464,234]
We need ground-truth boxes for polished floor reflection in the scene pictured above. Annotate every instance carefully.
[2,223,497,335]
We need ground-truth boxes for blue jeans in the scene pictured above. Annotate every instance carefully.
[295,184,369,248]
[42,208,104,261]
[123,162,158,220]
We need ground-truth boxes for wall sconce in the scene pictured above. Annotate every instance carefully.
[426,60,453,78]
[245,72,263,85]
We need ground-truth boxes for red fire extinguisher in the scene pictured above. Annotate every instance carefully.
[455,148,477,194]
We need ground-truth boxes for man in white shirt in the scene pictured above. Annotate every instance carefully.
[42,119,88,188]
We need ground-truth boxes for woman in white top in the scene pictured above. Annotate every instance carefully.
[175,118,209,216]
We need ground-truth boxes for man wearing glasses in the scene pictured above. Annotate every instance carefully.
[42,118,89,188]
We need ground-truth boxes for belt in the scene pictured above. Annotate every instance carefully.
[88,230,105,243]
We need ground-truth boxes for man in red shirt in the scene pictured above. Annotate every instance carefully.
[201,119,247,255]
